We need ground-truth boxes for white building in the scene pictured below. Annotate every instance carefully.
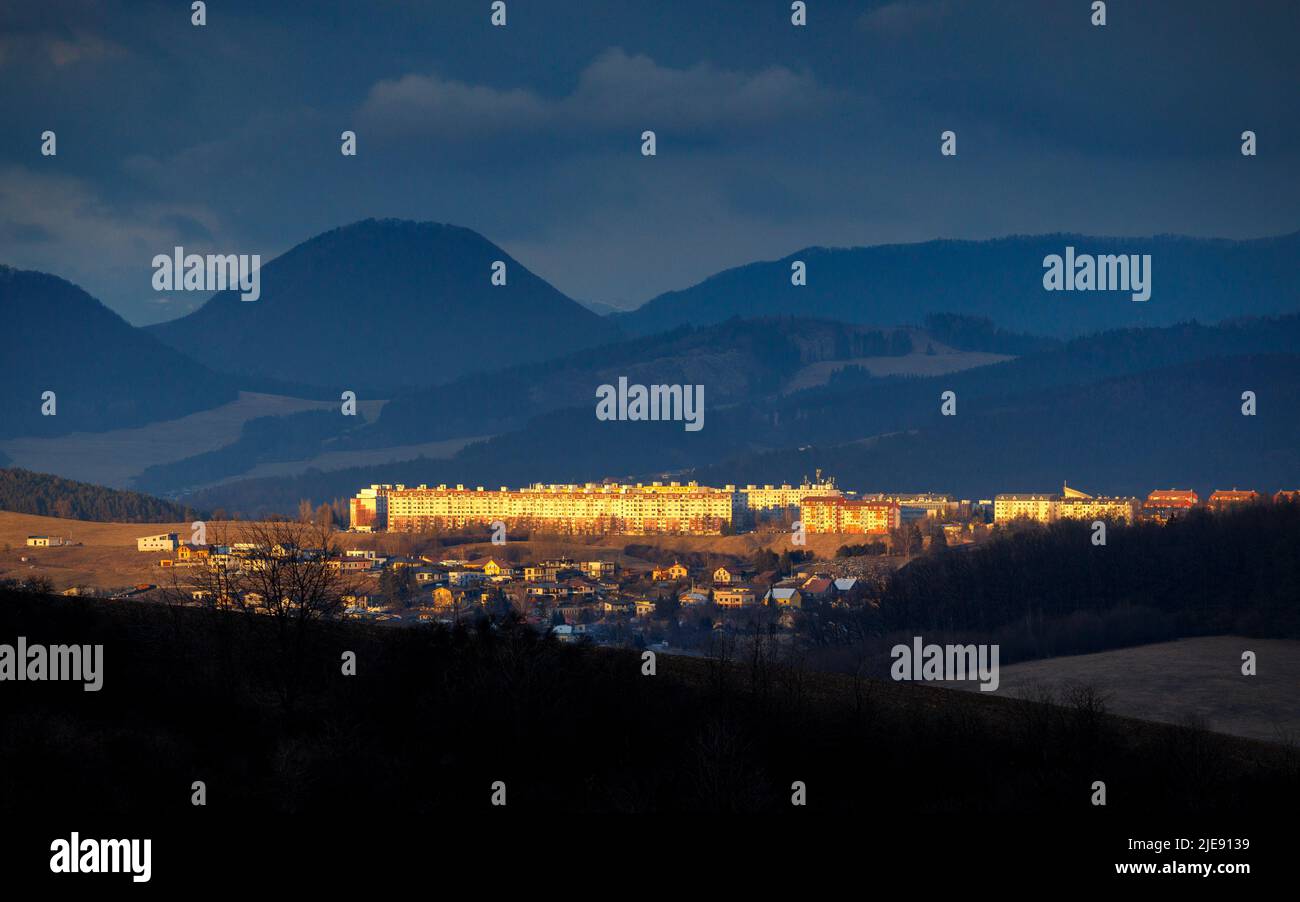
[137,533,180,552]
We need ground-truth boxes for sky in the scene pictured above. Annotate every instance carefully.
[1,0,1297,325]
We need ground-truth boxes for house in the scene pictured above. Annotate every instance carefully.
[679,589,710,606]
[634,598,657,617]
[176,544,209,562]
[765,587,803,608]
[601,598,635,615]
[556,602,589,622]
[799,577,832,604]
[579,560,616,580]
[26,535,67,547]
[714,587,755,608]
[832,577,859,594]
[652,562,689,581]
[712,566,734,584]
[482,559,506,577]
[328,557,372,573]
[136,533,179,552]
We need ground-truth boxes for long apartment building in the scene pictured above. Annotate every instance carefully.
[995,484,1139,525]
[352,482,736,535]
[738,475,841,517]
[799,496,901,534]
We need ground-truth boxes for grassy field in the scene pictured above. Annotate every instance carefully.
[784,348,1013,393]
[936,636,1300,743]
[0,392,386,489]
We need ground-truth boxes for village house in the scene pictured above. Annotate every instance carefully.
[602,598,635,616]
[652,562,689,581]
[679,588,710,607]
[713,587,755,608]
[579,560,616,580]
[765,587,803,609]
[712,566,735,584]
[799,577,833,604]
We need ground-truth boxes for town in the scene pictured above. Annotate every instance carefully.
[10,477,1287,656]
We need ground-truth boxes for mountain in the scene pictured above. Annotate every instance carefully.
[0,266,237,439]
[182,315,1300,515]
[0,467,196,521]
[691,352,1300,499]
[359,317,928,446]
[147,219,622,394]
[132,317,934,496]
[613,232,1300,338]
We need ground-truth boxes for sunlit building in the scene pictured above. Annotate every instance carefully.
[800,497,901,534]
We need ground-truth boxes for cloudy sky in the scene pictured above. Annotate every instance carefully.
[2,0,1297,324]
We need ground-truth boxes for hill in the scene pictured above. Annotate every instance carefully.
[613,231,1300,338]
[180,317,1300,513]
[0,266,237,439]
[693,352,1300,498]
[2,587,1293,821]
[0,468,195,522]
[146,218,621,394]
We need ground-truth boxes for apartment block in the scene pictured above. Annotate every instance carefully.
[799,497,901,534]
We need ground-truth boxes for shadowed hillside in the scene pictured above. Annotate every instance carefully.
[0,267,237,439]
[1,588,1294,818]
[614,232,1300,338]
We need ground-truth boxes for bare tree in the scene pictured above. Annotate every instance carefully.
[160,519,359,712]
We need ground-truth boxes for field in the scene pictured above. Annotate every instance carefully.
[937,636,1300,743]
[0,392,385,489]
[784,348,1013,393]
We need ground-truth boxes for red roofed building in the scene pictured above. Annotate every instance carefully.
[1207,489,1259,511]
[1144,489,1198,510]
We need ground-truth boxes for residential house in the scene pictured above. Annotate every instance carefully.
[713,587,755,608]
[653,562,689,581]
[765,587,803,608]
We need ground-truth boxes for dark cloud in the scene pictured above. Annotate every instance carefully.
[0,0,1296,324]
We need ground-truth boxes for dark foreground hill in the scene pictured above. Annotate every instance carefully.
[0,266,236,439]
[1,588,1294,821]
[146,219,621,394]
[615,231,1300,338]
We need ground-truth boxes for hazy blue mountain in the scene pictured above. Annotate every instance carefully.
[361,317,923,445]
[147,219,622,394]
[692,353,1300,500]
[0,266,236,439]
[182,316,1300,514]
[613,232,1300,338]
